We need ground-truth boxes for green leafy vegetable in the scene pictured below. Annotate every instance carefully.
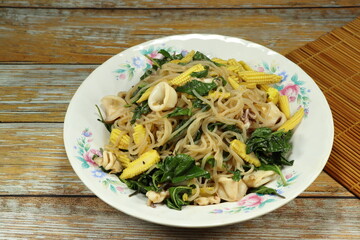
[207,122,242,135]
[166,107,192,118]
[140,49,184,80]
[229,169,242,181]
[190,66,209,78]
[95,104,112,132]
[158,154,210,184]
[176,80,217,96]
[206,156,216,167]
[131,101,151,124]
[192,99,210,111]
[246,127,293,166]
[257,164,288,186]
[165,186,192,210]
[168,118,194,142]
[250,186,285,198]
[192,51,223,67]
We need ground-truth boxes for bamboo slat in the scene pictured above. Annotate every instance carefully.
[286,17,360,197]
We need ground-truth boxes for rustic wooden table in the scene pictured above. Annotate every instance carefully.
[1,1,359,239]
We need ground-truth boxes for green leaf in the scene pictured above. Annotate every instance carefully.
[250,186,285,198]
[192,99,210,111]
[176,80,217,96]
[192,51,222,66]
[159,154,210,184]
[131,101,151,124]
[245,127,294,167]
[166,186,192,210]
[190,66,209,78]
[166,107,192,118]
[95,104,112,132]
[257,164,288,186]
[229,169,242,181]
[158,49,172,59]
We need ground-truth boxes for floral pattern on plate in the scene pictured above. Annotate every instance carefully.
[254,61,311,116]
[74,128,129,194]
[114,46,186,81]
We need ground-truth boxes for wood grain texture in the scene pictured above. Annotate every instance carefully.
[0,0,359,8]
[0,123,353,196]
[0,197,359,239]
[0,8,359,63]
[0,65,96,122]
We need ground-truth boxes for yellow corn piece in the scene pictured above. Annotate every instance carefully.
[114,150,131,168]
[120,149,160,179]
[227,65,245,74]
[227,58,241,66]
[238,71,282,84]
[211,57,227,65]
[170,50,195,64]
[230,139,261,167]
[279,95,291,119]
[238,61,253,71]
[278,107,304,132]
[239,82,257,89]
[169,64,205,86]
[192,187,215,197]
[182,193,189,201]
[136,86,154,103]
[110,129,130,150]
[133,124,148,145]
[260,84,270,91]
[227,76,241,90]
[206,90,231,99]
[266,87,279,104]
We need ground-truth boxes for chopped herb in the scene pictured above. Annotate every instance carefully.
[192,51,223,67]
[131,101,151,124]
[229,169,242,181]
[206,156,216,167]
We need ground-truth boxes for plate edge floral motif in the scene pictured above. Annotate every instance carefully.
[74,128,128,194]
[210,171,299,214]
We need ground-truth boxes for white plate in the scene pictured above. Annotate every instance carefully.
[63,34,334,228]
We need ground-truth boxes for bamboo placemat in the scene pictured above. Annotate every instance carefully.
[285,17,360,197]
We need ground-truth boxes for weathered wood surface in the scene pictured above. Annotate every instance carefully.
[0,8,359,63]
[0,65,95,122]
[0,123,354,197]
[0,0,359,8]
[0,197,359,239]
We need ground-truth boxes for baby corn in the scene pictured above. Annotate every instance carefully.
[169,64,205,86]
[110,129,130,150]
[136,86,154,103]
[120,149,160,179]
[279,95,291,119]
[133,124,148,145]
[230,139,261,167]
[278,107,304,132]
[170,50,195,64]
